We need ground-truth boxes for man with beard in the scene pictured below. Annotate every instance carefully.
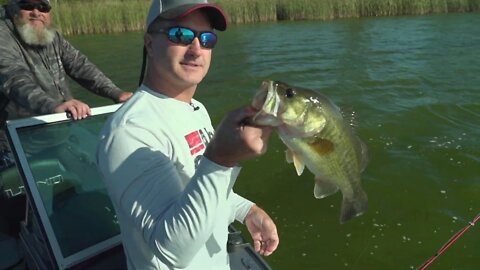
[0,1,134,173]
[0,0,133,157]
[0,1,132,267]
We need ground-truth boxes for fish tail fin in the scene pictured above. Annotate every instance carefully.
[340,189,368,224]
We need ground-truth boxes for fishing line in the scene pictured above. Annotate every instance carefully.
[418,213,480,270]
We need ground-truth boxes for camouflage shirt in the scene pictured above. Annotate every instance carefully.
[0,6,124,151]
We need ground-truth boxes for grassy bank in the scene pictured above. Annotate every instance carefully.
[2,0,479,34]
[51,0,150,35]
[217,0,480,23]
[0,0,151,35]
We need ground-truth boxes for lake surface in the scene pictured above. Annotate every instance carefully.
[68,13,480,269]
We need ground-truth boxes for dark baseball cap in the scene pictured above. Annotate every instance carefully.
[146,0,227,31]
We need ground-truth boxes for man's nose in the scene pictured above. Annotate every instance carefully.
[187,38,203,55]
[30,9,41,16]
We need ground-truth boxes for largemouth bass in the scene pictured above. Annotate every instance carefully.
[252,80,368,223]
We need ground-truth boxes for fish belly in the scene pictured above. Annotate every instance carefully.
[281,133,368,223]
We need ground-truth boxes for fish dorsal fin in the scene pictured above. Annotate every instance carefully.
[357,138,369,172]
[309,137,335,155]
[314,177,339,199]
[285,148,305,176]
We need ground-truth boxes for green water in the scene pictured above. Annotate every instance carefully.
[68,13,480,269]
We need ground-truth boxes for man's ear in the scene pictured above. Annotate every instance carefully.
[144,33,153,56]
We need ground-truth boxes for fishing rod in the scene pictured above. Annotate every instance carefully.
[418,213,480,270]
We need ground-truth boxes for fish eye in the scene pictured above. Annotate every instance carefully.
[285,88,296,98]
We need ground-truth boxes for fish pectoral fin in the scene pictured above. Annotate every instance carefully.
[313,177,339,199]
[339,189,368,224]
[285,149,305,176]
[292,153,305,176]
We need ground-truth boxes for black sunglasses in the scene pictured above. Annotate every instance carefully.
[18,2,52,13]
[153,26,217,49]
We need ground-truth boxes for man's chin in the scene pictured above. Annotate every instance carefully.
[16,22,55,46]
[29,20,46,28]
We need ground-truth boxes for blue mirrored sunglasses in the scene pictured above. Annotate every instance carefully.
[154,27,217,49]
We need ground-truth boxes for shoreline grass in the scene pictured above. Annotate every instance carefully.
[52,0,150,35]
[1,0,479,35]
[218,0,480,23]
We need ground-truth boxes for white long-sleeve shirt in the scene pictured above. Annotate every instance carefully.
[96,85,254,270]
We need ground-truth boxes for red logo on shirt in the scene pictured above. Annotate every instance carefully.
[185,130,205,155]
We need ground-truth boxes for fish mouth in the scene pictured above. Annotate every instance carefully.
[251,81,270,110]
[251,80,283,126]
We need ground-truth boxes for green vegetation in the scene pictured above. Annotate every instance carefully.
[2,0,479,34]
[217,0,480,23]
[0,0,151,35]
[51,0,150,35]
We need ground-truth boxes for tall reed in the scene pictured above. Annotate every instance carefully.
[51,0,150,35]
[216,0,480,23]
[2,0,479,35]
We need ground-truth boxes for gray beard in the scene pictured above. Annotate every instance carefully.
[16,22,56,46]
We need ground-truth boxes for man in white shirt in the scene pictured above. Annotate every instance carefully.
[96,0,279,269]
